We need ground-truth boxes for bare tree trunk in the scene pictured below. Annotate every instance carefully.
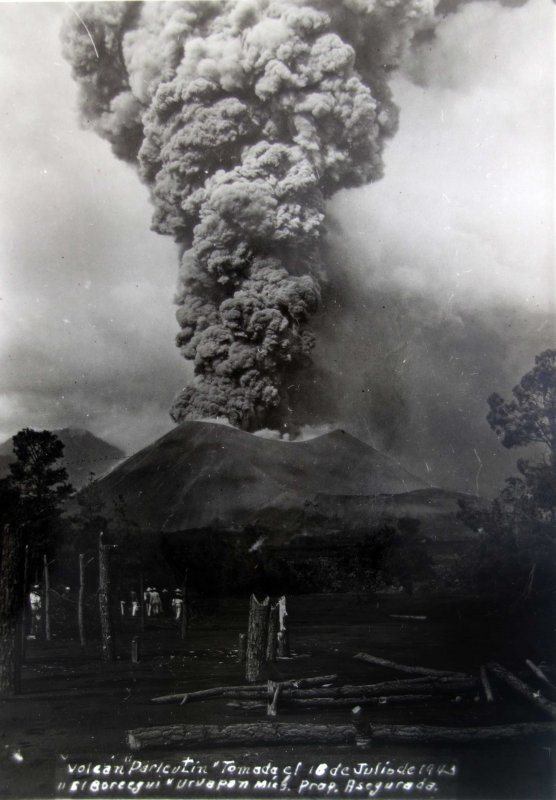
[20,545,29,658]
[42,554,51,642]
[266,601,279,662]
[78,553,86,647]
[277,596,290,657]
[180,569,188,641]
[245,595,269,683]
[0,525,24,695]
[139,571,145,633]
[98,533,115,662]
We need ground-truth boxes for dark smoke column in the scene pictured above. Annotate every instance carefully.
[61,0,431,431]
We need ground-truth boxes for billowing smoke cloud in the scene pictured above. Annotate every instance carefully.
[61,0,433,430]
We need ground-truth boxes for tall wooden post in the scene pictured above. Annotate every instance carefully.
[0,525,24,695]
[245,595,270,683]
[277,595,290,657]
[180,569,188,641]
[78,553,86,647]
[98,533,115,662]
[43,554,51,642]
[20,545,29,657]
[266,602,279,662]
[139,572,145,633]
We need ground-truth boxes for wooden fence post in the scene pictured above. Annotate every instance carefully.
[20,545,29,658]
[139,572,145,633]
[131,636,140,663]
[277,596,290,657]
[43,554,51,642]
[266,602,279,662]
[245,595,270,683]
[180,569,188,641]
[98,533,115,662]
[78,553,86,647]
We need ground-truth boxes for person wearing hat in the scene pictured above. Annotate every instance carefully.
[130,589,139,617]
[150,587,162,617]
[28,585,42,639]
[144,587,152,616]
[172,589,184,621]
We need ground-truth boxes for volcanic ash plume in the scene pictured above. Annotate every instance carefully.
[61,0,432,430]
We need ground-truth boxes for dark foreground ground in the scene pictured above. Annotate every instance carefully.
[0,593,555,800]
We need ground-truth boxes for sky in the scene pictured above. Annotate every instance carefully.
[0,0,554,494]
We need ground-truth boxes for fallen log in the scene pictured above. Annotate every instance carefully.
[151,674,339,704]
[369,721,556,744]
[526,660,556,693]
[127,720,556,751]
[487,662,556,720]
[354,652,468,679]
[228,694,456,711]
[128,722,356,751]
[284,676,477,700]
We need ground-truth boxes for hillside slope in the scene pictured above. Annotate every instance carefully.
[92,422,430,531]
[0,428,125,490]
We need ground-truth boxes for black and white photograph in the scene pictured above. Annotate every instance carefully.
[0,1,554,798]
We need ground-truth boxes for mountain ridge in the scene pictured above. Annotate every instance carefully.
[89,421,439,533]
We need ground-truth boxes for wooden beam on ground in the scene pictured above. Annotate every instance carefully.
[151,674,339,704]
[284,676,477,700]
[369,722,556,744]
[229,693,459,711]
[487,662,556,720]
[354,652,468,679]
[127,722,356,751]
[526,660,556,693]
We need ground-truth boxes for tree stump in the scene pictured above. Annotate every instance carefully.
[245,595,269,683]
[277,630,290,658]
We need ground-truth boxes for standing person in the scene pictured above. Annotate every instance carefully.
[150,587,162,617]
[172,590,183,621]
[119,596,126,617]
[130,590,139,618]
[144,587,152,617]
[28,585,42,639]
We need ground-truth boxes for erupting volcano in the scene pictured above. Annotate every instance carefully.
[61,0,433,431]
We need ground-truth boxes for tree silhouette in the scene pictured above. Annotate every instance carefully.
[459,350,556,605]
[487,349,556,457]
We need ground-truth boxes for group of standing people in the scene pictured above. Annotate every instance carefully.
[119,587,184,620]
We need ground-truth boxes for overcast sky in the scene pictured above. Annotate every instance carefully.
[0,0,553,491]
